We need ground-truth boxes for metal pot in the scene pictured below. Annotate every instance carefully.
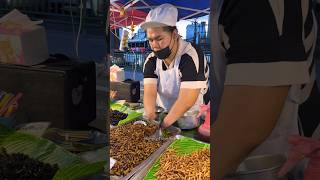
[176,112,200,129]
[224,154,288,180]
[154,106,200,129]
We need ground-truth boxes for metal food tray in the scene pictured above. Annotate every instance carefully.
[130,135,210,180]
[109,123,181,180]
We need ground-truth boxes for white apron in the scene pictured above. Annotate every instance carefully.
[155,42,204,129]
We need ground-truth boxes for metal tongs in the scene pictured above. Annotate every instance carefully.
[156,108,168,139]
[158,117,164,138]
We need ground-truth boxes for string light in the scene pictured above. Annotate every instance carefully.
[130,22,135,32]
[130,2,134,32]
[119,7,125,17]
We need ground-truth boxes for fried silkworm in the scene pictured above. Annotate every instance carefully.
[155,148,210,180]
[110,123,164,176]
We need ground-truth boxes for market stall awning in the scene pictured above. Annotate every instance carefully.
[110,0,210,29]
[110,2,148,29]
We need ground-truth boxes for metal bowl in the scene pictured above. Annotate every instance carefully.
[126,102,143,110]
[176,113,200,129]
[224,154,288,180]
[155,106,165,113]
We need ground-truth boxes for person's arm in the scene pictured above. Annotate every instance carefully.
[160,47,208,127]
[213,85,289,180]
[143,83,157,120]
[162,88,201,128]
[143,55,158,120]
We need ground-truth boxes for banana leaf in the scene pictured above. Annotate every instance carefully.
[144,136,210,180]
[53,161,106,180]
[0,125,106,179]
[110,103,143,126]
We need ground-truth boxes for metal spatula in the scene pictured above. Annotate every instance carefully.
[157,115,165,139]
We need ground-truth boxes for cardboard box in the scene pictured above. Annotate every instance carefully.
[0,25,49,65]
[0,61,96,130]
[110,80,140,103]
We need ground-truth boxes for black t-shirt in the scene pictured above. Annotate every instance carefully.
[219,0,314,64]
[214,0,315,86]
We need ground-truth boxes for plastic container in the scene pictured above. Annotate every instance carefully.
[224,154,288,180]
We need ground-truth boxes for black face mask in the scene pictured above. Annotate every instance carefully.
[153,46,171,59]
[153,33,174,59]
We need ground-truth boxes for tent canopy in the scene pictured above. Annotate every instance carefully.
[110,0,210,29]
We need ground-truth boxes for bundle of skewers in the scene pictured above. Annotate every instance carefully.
[0,90,23,118]
[43,128,106,153]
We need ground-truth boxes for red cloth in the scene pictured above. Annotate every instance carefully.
[197,103,210,129]
[278,135,320,180]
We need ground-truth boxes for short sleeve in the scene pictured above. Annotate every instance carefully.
[179,47,209,89]
[219,0,315,86]
[143,54,158,85]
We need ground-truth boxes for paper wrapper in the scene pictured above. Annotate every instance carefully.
[0,9,48,65]
[110,64,125,82]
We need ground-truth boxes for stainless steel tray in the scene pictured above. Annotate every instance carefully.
[130,135,210,180]
[109,122,181,180]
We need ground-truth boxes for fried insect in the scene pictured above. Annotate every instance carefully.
[0,148,59,179]
[110,123,164,176]
[110,109,128,126]
[155,148,210,180]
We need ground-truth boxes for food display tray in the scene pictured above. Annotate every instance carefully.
[109,124,181,180]
[139,135,210,180]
